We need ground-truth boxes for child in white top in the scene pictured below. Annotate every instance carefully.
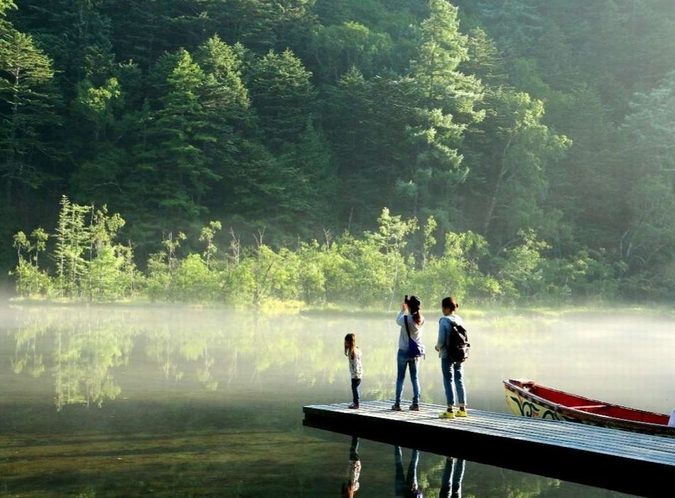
[345,333,362,409]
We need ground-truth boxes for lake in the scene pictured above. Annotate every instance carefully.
[1,304,672,497]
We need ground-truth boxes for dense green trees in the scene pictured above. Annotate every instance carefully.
[3,0,675,302]
[11,197,620,307]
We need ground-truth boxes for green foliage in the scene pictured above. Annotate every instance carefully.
[615,71,675,284]
[277,120,338,231]
[412,0,481,115]
[13,196,140,301]
[10,198,641,306]
[296,240,328,304]
[493,229,548,302]
[171,253,222,303]
[199,220,222,270]
[0,1,15,17]
[4,0,675,302]
[308,20,395,82]
[410,229,498,303]
[146,231,188,301]
[53,196,92,298]
[10,229,51,296]
[463,86,571,247]
[84,206,138,301]
[537,248,622,303]
[246,48,316,150]
[0,23,60,198]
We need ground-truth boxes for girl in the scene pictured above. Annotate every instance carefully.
[344,333,363,409]
[393,295,425,411]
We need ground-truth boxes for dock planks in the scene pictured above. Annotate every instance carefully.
[303,400,675,497]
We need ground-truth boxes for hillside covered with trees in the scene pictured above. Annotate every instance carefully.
[2,0,675,305]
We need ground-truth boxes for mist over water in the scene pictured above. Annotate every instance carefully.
[1,303,670,496]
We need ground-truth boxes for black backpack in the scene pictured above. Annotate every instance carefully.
[444,317,470,363]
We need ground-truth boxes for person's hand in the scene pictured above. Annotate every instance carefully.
[435,345,440,352]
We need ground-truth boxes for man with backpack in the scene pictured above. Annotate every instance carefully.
[435,296,470,419]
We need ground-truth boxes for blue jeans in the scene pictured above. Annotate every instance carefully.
[441,356,466,406]
[394,446,419,497]
[395,349,420,405]
[351,378,361,404]
[440,457,466,498]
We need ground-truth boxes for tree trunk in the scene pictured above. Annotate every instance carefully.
[483,134,513,236]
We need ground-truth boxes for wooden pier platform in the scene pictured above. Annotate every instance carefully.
[303,400,675,497]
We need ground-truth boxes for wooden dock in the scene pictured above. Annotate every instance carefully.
[303,400,675,497]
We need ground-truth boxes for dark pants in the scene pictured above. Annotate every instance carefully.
[394,445,419,497]
[351,378,361,405]
[350,436,360,461]
[439,457,466,498]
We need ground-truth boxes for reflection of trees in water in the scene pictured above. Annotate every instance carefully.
[52,314,133,411]
[10,308,375,404]
[10,308,248,408]
[10,308,134,411]
[146,326,185,382]
[6,308,444,410]
[145,321,221,391]
[7,307,489,410]
[196,344,218,391]
[12,311,47,378]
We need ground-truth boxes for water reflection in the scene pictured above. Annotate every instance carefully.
[394,445,422,497]
[439,457,465,498]
[8,307,290,410]
[8,305,675,415]
[333,437,640,498]
[1,305,663,496]
[11,310,133,410]
[340,436,361,497]
[7,306,399,413]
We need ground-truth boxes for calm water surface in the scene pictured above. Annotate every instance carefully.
[1,304,673,497]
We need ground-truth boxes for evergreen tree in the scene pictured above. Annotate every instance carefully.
[617,71,675,276]
[463,87,571,249]
[277,120,338,233]
[402,0,483,225]
[306,21,394,84]
[323,68,416,228]
[149,49,218,213]
[0,27,59,199]
[11,0,114,90]
[194,36,253,220]
[246,48,316,151]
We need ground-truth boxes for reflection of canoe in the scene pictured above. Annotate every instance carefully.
[503,378,675,438]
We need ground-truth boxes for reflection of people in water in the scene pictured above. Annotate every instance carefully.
[341,436,361,497]
[395,445,423,497]
[439,457,465,498]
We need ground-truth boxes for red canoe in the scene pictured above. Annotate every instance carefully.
[503,378,675,438]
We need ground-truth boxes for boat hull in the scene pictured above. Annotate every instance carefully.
[504,378,675,438]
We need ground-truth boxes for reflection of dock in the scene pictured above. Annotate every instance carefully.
[303,400,675,497]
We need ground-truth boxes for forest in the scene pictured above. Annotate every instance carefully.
[2,0,675,306]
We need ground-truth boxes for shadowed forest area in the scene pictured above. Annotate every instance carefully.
[2,0,675,306]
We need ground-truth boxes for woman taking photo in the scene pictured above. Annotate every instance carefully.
[393,295,425,411]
